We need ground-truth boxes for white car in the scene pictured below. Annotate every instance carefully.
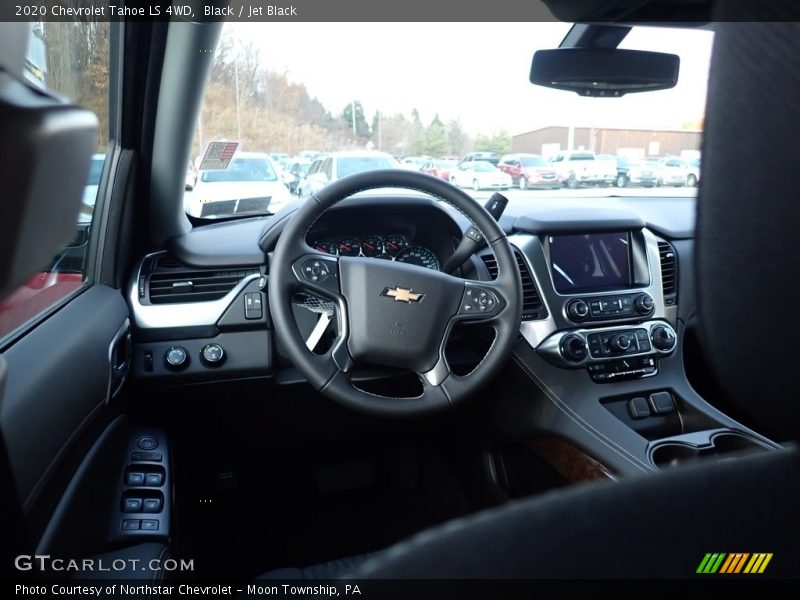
[399,156,429,171]
[299,151,398,197]
[656,157,692,187]
[449,160,512,191]
[184,151,291,218]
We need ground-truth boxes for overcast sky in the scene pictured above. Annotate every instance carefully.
[226,22,713,136]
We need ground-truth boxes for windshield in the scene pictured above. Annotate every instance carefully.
[186,23,712,219]
[520,156,547,167]
[336,156,397,178]
[87,157,104,186]
[200,157,278,183]
[473,162,497,172]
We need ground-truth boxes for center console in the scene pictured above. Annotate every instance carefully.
[482,211,779,479]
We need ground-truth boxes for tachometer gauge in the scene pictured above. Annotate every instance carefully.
[384,235,409,255]
[360,236,384,257]
[313,240,337,255]
[394,246,440,271]
[337,238,360,256]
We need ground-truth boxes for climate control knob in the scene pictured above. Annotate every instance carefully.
[164,346,189,371]
[634,293,655,315]
[610,334,632,352]
[566,299,590,322]
[560,334,588,363]
[651,325,677,351]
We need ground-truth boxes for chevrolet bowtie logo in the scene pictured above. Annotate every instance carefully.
[381,287,424,303]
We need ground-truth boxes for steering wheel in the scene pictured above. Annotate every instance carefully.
[268,169,522,416]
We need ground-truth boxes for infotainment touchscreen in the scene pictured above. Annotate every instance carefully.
[549,232,632,293]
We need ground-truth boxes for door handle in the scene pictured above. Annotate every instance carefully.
[107,319,131,402]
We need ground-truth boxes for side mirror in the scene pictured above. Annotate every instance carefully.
[530,48,680,97]
[185,183,194,192]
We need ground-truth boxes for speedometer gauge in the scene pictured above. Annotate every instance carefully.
[394,246,440,271]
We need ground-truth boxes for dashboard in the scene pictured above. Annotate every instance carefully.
[129,195,693,388]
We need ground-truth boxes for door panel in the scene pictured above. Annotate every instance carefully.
[1,284,128,511]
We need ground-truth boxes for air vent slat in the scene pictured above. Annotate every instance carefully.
[657,241,678,303]
[147,255,258,304]
[480,251,546,320]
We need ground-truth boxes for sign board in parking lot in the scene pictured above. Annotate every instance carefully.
[198,141,239,170]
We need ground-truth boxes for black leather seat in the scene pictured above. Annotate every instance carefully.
[258,553,378,580]
[257,16,800,580]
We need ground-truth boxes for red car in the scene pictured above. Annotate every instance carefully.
[498,153,561,190]
[420,159,459,181]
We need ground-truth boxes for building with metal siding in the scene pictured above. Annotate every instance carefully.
[512,126,702,158]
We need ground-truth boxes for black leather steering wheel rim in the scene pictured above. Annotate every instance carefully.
[268,169,522,417]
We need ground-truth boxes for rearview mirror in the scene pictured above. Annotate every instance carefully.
[530,48,680,97]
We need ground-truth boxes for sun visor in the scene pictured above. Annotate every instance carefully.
[0,69,98,301]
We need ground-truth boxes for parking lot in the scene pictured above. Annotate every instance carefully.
[460,185,698,202]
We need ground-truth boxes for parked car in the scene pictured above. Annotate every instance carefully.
[460,151,500,166]
[420,158,459,181]
[449,160,512,190]
[184,159,198,190]
[269,152,290,168]
[656,156,692,186]
[184,151,291,218]
[686,157,701,187]
[497,153,561,189]
[399,156,429,171]
[548,150,617,188]
[297,155,327,198]
[299,151,398,197]
[299,150,323,161]
[609,156,658,188]
[285,159,311,195]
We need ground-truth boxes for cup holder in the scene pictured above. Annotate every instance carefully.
[651,431,769,468]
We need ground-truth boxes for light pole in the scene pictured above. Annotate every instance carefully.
[351,100,357,137]
[234,60,242,143]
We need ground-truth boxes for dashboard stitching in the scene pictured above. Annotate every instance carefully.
[509,352,653,473]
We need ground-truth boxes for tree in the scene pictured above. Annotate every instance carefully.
[474,130,511,156]
[445,119,471,157]
[422,114,447,156]
[341,101,371,139]
[374,112,411,155]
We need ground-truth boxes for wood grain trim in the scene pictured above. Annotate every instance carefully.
[527,436,615,483]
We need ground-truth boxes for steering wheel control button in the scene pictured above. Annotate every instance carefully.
[560,334,588,363]
[303,259,330,283]
[244,292,263,319]
[649,391,676,415]
[627,397,652,419]
[136,436,158,451]
[651,324,677,351]
[567,299,590,322]
[164,346,189,370]
[462,287,499,315]
[201,343,225,367]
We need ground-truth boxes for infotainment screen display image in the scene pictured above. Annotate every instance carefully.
[549,232,632,293]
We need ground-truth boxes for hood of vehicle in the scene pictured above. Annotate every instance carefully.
[192,180,289,203]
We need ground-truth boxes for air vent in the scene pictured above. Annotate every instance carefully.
[147,256,258,304]
[481,251,547,321]
[657,241,678,305]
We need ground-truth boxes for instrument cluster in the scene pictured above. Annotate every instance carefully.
[311,234,440,271]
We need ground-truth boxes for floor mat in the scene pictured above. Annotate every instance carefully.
[172,440,474,580]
